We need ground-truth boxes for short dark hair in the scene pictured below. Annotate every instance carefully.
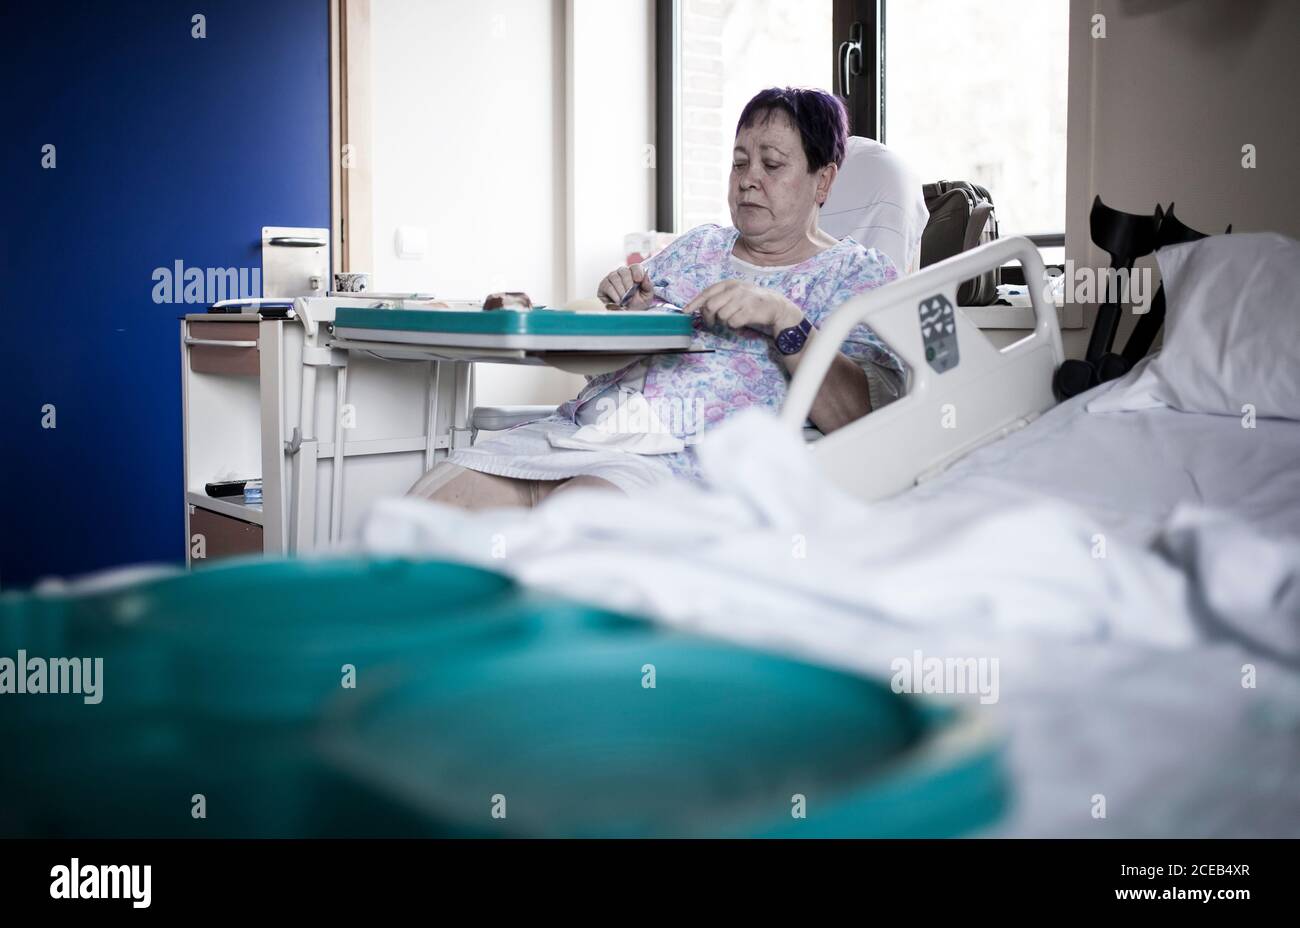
[735,87,849,172]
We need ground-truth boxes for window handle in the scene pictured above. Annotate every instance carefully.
[838,22,864,98]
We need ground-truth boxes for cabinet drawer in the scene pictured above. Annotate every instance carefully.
[187,320,260,376]
[189,504,263,561]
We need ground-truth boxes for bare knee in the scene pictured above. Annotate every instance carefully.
[540,475,623,503]
[408,463,535,510]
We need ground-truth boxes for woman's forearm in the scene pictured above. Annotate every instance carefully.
[779,325,872,433]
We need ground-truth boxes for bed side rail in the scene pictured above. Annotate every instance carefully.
[781,236,1064,503]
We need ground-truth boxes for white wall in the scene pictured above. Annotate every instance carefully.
[565,0,656,302]
[1065,0,1300,357]
[368,0,574,405]
[367,0,655,407]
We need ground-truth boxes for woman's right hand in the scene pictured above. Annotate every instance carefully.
[597,263,655,310]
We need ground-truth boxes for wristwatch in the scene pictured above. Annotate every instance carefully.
[774,315,813,355]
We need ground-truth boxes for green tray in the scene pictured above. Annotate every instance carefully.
[334,306,693,337]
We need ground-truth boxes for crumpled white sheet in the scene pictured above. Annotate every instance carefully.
[1156,505,1300,662]
[351,407,1300,836]
[547,387,685,455]
[361,408,1207,651]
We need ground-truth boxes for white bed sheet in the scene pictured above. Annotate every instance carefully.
[911,365,1300,545]
[920,378,1300,836]
[354,378,1300,837]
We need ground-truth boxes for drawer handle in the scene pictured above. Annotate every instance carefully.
[267,235,327,248]
[185,337,257,348]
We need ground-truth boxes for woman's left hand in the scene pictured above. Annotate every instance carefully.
[684,281,804,336]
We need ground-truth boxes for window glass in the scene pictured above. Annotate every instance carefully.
[884,0,1069,234]
[677,0,834,231]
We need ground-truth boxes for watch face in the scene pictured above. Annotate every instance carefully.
[776,319,809,355]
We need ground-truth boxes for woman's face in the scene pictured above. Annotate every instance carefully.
[728,109,835,246]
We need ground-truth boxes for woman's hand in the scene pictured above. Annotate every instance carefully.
[684,280,804,336]
[597,264,655,310]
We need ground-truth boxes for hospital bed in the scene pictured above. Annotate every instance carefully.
[342,232,1300,838]
[33,232,1297,837]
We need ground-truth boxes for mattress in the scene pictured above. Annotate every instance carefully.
[908,375,1300,544]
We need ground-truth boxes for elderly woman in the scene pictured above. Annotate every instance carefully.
[411,87,904,509]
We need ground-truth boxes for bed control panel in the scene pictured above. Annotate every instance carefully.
[919,294,959,373]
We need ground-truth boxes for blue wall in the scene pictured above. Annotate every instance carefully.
[0,0,330,588]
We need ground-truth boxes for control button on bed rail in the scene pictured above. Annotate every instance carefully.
[919,294,959,373]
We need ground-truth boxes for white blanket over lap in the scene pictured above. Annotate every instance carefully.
[361,409,1209,652]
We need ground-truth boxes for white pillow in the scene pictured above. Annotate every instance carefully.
[821,136,929,275]
[1088,232,1300,420]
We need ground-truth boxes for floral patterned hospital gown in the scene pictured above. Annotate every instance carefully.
[449,223,902,490]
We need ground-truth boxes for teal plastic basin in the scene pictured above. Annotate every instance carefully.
[0,558,523,836]
[321,601,1008,838]
[134,557,518,722]
[1,557,518,725]
[1,560,1007,838]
